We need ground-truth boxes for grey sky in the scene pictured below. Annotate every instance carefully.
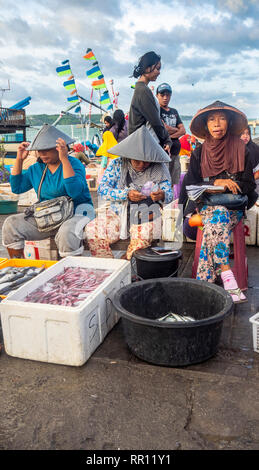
[0,0,259,119]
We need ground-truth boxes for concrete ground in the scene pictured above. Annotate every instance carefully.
[0,203,259,451]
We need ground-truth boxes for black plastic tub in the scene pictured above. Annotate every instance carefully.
[133,247,182,279]
[112,278,233,367]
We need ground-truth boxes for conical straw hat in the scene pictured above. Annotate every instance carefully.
[96,131,119,159]
[28,123,75,151]
[190,100,248,140]
[108,125,170,162]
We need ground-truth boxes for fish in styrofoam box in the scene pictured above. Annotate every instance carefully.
[0,256,131,366]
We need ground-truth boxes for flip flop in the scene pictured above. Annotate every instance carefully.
[226,287,247,304]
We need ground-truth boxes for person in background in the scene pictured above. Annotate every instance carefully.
[240,126,259,195]
[179,134,192,157]
[3,124,94,259]
[109,109,128,143]
[103,115,112,133]
[128,51,171,153]
[156,83,185,185]
[179,100,257,303]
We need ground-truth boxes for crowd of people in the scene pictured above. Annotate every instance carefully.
[3,50,259,304]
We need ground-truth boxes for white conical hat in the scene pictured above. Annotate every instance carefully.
[28,124,75,151]
[108,125,171,162]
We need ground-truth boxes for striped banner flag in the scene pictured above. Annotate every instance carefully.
[83,48,97,61]
[56,64,72,76]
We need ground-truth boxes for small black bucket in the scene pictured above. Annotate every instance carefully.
[133,247,182,280]
[112,278,233,367]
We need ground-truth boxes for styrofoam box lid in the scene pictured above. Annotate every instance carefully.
[1,256,130,311]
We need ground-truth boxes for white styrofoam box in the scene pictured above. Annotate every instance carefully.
[230,207,257,246]
[18,188,37,206]
[24,239,59,260]
[249,313,259,353]
[244,207,257,245]
[254,203,259,246]
[162,200,183,248]
[0,256,131,366]
[180,156,189,173]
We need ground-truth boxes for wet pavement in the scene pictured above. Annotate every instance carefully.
[0,205,259,450]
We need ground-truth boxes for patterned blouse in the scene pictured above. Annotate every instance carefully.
[97,158,173,214]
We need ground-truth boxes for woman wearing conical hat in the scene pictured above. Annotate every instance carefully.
[179,100,257,303]
[85,125,173,260]
[2,124,94,258]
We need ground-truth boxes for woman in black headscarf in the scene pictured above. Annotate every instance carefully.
[128,51,171,153]
[179,100,257,303]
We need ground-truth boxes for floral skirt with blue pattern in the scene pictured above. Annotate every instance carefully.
[196,205,243,282]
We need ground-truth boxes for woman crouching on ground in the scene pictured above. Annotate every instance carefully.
[3,124,94,258]
[180,101,257,303]
[85,126,173,260]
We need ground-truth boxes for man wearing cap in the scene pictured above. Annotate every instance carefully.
[156,83,185,184]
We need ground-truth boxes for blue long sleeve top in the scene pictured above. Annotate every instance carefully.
[10,156,93,213]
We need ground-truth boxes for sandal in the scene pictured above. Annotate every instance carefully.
[226,287,247,304]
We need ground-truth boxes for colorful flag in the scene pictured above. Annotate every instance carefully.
[56,64,72,76]
[86,65,102,79]
[63,79,76,90]
[67,95,79,103]
[84,49,96,61]
[100,91,111,104]
[91,77,106,90]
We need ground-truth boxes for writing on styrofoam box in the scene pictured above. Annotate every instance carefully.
[24,239,59,260]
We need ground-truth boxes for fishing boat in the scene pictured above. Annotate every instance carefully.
[0,106,29,169]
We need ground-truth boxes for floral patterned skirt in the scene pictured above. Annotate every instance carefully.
[196,205,243,282]
[85,208,161,260]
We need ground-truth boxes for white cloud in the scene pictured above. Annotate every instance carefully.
[0,0,259,118]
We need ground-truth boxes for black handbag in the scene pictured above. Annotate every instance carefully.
[200,192,248,211]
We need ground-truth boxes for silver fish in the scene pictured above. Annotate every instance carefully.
[0,267,15,277]
[158,312,196,323]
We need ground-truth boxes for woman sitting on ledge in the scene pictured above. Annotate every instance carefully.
[2,124,94,258]
[85,126,173,260]
[179,101,257,303]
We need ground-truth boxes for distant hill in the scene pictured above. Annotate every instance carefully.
[26,113,104,126]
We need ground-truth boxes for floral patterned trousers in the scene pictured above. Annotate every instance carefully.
[85,208,161,260]
[196,205,243,282]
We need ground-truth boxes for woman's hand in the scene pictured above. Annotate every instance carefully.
[17,142,30,161]
[128,190,147,202]
[150,189,165,202]
[214,179,241,195]
[163,144,171,154]
[56,138,68,162]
